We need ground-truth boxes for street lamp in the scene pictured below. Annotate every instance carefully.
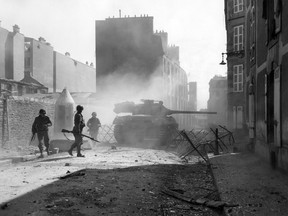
[219,50,245,65]
[219,53,227,65]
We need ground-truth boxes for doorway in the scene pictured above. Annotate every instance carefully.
[266,71,274,144]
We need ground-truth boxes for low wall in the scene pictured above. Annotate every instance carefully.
[5,96,55,150]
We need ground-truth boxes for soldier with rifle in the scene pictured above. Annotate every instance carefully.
[87,112,101,143]
[68,105,86,157]
[32,109,52,158]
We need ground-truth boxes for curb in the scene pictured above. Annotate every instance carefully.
[11,155,39,163]
[0,159,12,167]
[0,155,39,165]
[208,155,229,216]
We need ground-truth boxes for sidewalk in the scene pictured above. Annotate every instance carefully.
[0,147,40,166]
[209,151,288,216]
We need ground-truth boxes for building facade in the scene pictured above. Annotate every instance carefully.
[188,82,197,111]
[0,24,24,81]
[0,23,96,96]
[25,37,54,92]
[252,0,288,170]
[224,0,247,137]
[224,0,288,170]
[53,52,96,93]
[96,15,163,90]
[207,75,228,127]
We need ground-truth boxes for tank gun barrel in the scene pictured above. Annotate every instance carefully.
[166,110,217,115]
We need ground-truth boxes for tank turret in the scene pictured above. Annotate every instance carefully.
[113,99,216,147]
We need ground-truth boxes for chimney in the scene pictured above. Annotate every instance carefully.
[13,25,20,33]
[38,37,46,43]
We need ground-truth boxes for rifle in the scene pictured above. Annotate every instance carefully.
[61,129,100,142]
[29,133,36,145]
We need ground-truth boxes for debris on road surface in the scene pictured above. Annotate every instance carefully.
[162,188,238,210]
[59,169,86,179]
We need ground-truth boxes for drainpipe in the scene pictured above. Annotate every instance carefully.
[248,82,255,152]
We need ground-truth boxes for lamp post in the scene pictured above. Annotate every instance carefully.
[219,50,245,65]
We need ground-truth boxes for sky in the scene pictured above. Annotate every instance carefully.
[0,0,227,110]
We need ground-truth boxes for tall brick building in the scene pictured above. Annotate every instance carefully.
[223,0,246,134]
[96,15,163,88]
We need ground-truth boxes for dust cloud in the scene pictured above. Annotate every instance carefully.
[83,65,165,125]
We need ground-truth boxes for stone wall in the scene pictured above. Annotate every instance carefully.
[5,96,55,149]
[0,98,9,147]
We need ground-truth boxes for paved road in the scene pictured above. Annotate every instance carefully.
[0,146,183,205]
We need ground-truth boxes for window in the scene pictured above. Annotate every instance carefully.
[233,0,244,13]
[249,6,256,63]
[24,57,31,68]
[233,106,243,129]
[233,25,244,51]
[262,0,282,42]
[233,65,243,92]
[24,41,31,51]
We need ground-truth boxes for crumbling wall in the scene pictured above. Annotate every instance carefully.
[5,97,55,150]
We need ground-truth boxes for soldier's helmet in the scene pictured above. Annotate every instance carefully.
[76,105,84,112]
[39,109,46,115]
[92,112,97,116]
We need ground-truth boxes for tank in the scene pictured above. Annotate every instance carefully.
[113,99,216,146]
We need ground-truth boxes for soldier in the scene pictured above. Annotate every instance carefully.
[32,109,52,158]
[87,112,101,140]
[68,105,86,157]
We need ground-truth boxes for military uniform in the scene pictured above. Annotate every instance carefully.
[32,110,52,157]
[68,105,86,157]
[87,116,101,140]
